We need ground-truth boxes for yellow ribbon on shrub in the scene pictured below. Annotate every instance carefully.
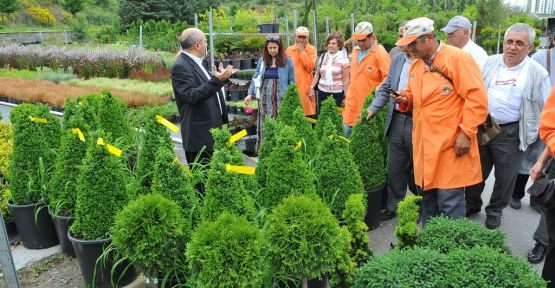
[28,116,48,123]
[337,107,345,113]
[294,140,303,152]
[228,129,247,146]
[71,128,85,142]
[174,157,193,176]
[338,136,351,143]
[305,117,317,124]
[155,115,179,133]
[226,164,256,175]
[96,138,122,157]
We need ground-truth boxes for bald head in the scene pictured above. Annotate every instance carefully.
[180,28,207,57]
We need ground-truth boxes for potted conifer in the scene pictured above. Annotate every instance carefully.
[8,103,60,249]
[0,121,15,235]
[350,94,387,230]
[111,193,188,287]
[314,96,344,140]
[187,212,268,287]
[254,116,281,189]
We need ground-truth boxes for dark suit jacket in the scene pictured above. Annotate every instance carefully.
[171,53,228,152]
[368,52,408,137]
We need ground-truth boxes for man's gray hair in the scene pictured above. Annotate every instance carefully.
[504,23,535,44]
[181,31,203,50]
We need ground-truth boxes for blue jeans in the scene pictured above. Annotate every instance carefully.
[421,187,466,225]
[343,123,352,137]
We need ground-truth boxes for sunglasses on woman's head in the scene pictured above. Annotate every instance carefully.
[266,34,280,41]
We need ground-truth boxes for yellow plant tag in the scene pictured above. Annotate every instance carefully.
[156,115,179,133]
[294,140,302,152]
[28,116,48,123]
[338,136,351,143]
[174,157,193,176]
[305,117,317,124]
[228,129,247,146]
[72,128,85,142]
[226,164,256,175]
[97,138,105,146]
[328,134,334,140]
[337,107,345,113]
[106,144,122,157]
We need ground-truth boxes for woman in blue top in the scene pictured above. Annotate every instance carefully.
[244,34,295,146]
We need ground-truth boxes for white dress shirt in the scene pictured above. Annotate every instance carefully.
[182,51,223,114]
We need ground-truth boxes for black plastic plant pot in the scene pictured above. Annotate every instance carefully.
[156,276,187,288]
[4,220,17,236]
[240,59,253,70]
[48,207,76,258]
[8,202,59,249]
[365,184,385,230]
[308,274,329,288]
[68,233,137,288]
[229,91,241,101]
[231,60,241,70]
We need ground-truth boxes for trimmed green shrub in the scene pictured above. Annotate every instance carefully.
[342,193,372,263]
[135,110,174,194]
[315,96,344,140]
[255,116,280,189]
[266,195,342,284]
[8,103,60,204]
[201,126,256,222]
[420,216,510,254]
[152,145,199,225]
[313,119,364,218]
[443,247,546,288]
[261,125,316,209]
[111,193,188,279]
[127,103,177,128]
[280,107,316,158]
[354,247,447,288]
[276,84,303,125]
[350,94,387,191]
[395,195,422,249]
[98,91,131,146]
[187,212,268,288]
[0,121,13,177]
[72,94,103,133]
[70,132,130,240]
[0,184,13,221]
[330,227,357,288]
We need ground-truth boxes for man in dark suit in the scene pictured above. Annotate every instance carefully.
[366,40,417,221]
[172,28,237,165]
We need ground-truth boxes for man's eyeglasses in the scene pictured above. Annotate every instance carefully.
[504,39,530,48]
[297,35,307,39]
[266,34,280,41]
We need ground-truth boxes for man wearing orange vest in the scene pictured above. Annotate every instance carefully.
[394,17,488,224]
[286,26,317,117]
[343,21,391,135]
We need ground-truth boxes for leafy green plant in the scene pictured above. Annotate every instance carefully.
[350,94,387,191]
[420,216,510,254]
[65,77,172,98]
[151,145,199,226]
[443,247,546,288]
[70,131,130,240]
[8,103,60,204]
[330,227,357,288]
[254,116,280,190]
[354,247,448,288]
[395,195,422,249]
[276,84,303,125]
[187,212,268,288]
[0,121,13,177]
[135,110,174,194]
[201,126,256,222]
[266,194,342,286]
[260,125,316,209]
[313,119,364,218]
[0,184,13,221]
[342,193,372,263]
[98,90,132,147]
[315,96,344,140]
[127,103,177,128]
[111,193,188,279]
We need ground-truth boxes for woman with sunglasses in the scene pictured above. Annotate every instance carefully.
[245,34,295,146]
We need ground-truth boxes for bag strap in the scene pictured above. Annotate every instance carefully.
[429,64,453,85]
[315,53,326,74]
[547,48,551,76]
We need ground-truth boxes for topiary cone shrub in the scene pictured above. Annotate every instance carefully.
[135,109,174,194]
[330,226,357,288]
[98,91,132,157]
[255,116,281,189]
[315,96,344,140]
[111,193,188,280]
[395,195,422,249]
[419,216,511,254]
[261,125,316,209]
[70,131,130,240]
[187,212,268,288]
[350,93,387,191]
[342,193,372,263]
[201,126,256,222]
[280,107,316,158]
[8,103,60,205]
[266,194,342,288]
[313,119,365,218]
[276,84,303,124]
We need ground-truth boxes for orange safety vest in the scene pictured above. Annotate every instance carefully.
[343,43,390,126]
[540,86,555,156]
[399,43,488,191]
[286,44,317,116]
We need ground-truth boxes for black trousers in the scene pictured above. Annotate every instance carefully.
[316,89,344,117]
[512,173,530,200]
[544,207,555,287]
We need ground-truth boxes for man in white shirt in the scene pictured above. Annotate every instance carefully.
[465,23,551,230]
[441,15,488,70]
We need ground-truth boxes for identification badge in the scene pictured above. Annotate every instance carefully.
[440,85,453,96]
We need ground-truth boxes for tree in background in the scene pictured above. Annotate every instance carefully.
[0,0,20,22]
[62,0,84,15]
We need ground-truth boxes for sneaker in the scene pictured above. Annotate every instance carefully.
[485,214,501,229]
[509,198,521,210]
[527,242,548,264]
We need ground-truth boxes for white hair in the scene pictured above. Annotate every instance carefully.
[504,23,535,44]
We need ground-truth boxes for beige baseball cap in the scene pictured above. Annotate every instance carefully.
[352,22,373,40]
[396,17,435,46]
[296,26,310,36]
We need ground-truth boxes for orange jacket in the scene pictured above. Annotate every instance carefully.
[286,44,317,116]
[343,43,390,126]
[399,43,488,191]
[540,86,555,156]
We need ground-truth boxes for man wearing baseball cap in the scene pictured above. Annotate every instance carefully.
[393,17,488,224]
[286,26,318,117]
[441,15,488,70]
[342,21,391,135]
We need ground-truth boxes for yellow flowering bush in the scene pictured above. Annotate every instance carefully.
[0,121,13,177]
[26,6,56,26]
